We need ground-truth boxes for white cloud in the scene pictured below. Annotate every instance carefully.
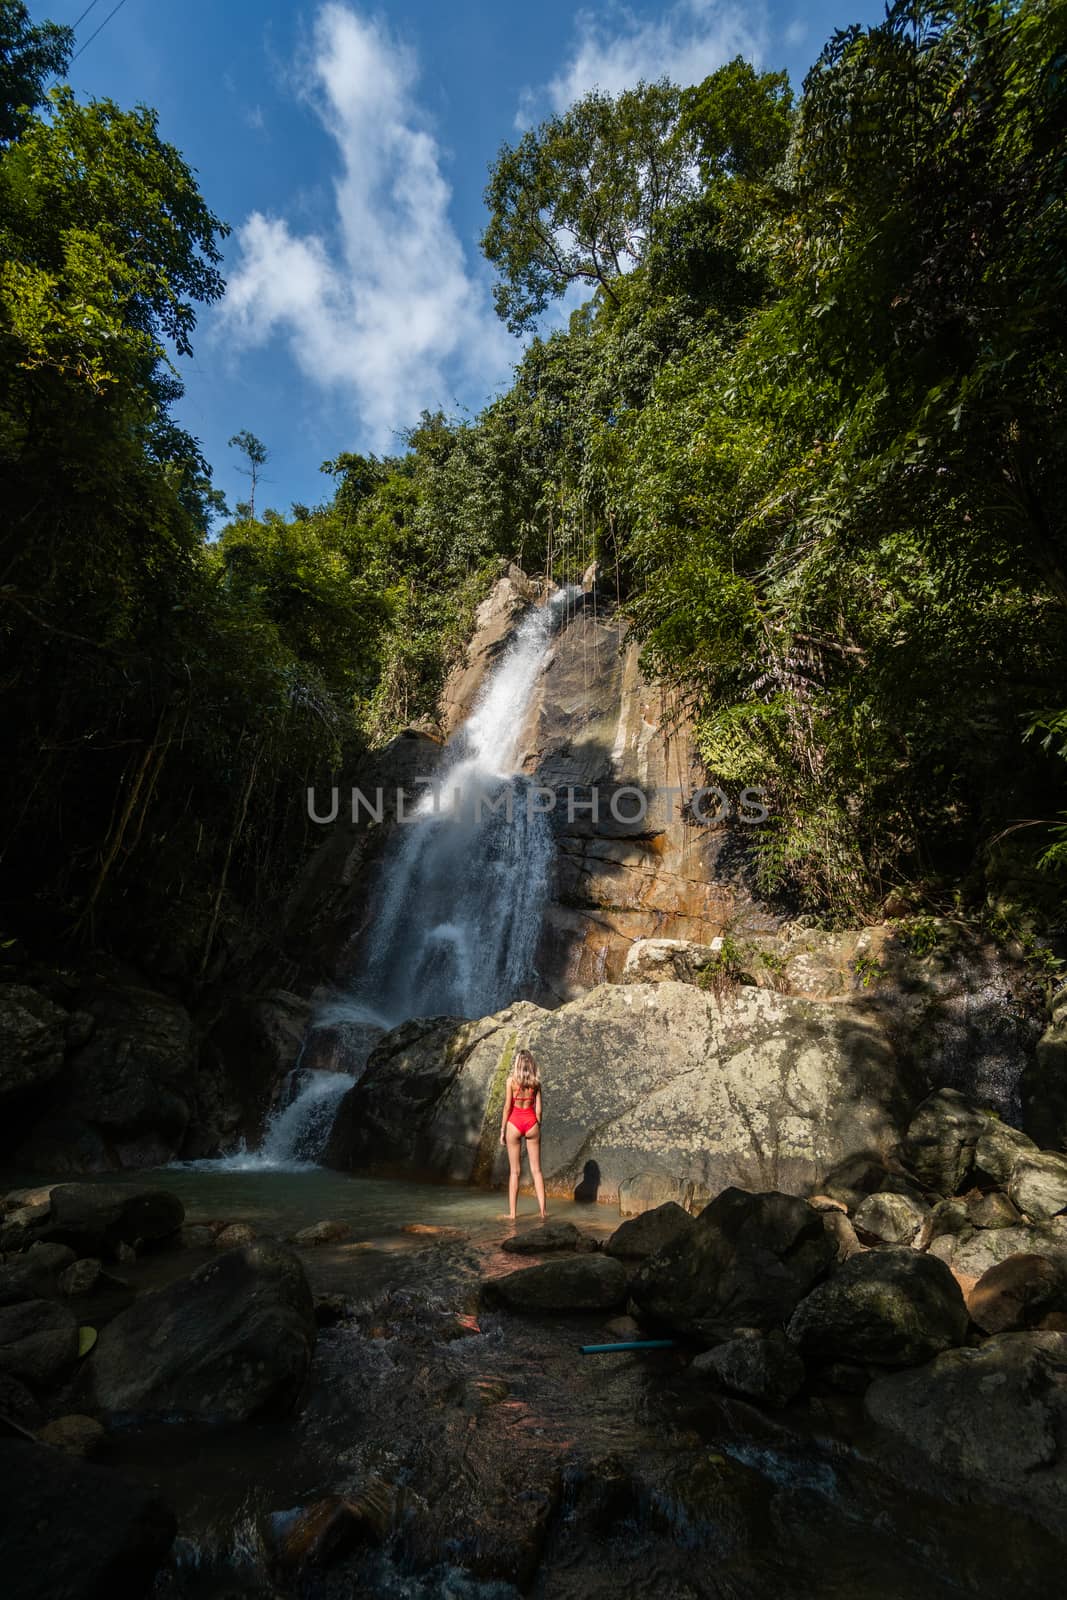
[219,3,512,451]
[518,0,769,126]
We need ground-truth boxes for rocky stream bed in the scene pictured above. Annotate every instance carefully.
[3,1090,1067,1600]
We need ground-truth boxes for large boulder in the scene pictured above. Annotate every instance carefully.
[15,983,198,1169]
[80,1241,316,1422]
[486,1254,627,1313]
[974,1118,1037,1186]
[0,1242,75,1306]
[0,1437,175,1600]
[787,1250,968,1367]
[501,1222,584,1255]
[690,1331,805,1407]
[852,1190,928,1245]
[39,1183,184,1255]
[630,1188,834,1342]
[327,982,916,1205]
[0,1299,79,1388]
[0,984,69,1103]
[1009,1150,1067,1221]
[864,1332,1067,1526]
[966,1254,1067,1334]
[901,1088,990,1195]
[606,1201,695,1260]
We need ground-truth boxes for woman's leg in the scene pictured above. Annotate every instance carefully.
[505,1122,523,1219]
[524,1127,548,1219]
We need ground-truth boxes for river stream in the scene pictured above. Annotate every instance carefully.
[10,1163,1060,1600]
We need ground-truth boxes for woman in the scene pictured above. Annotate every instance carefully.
[500,1047,547,1222]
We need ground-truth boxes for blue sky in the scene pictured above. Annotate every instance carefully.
[36,0,885,517]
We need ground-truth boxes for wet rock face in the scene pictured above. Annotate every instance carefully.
[80,1240,316,1423]
[0,1437,176,1600]
[787,1250,969,1367]
[327,981,917,1206]
[630,1188,835,1343]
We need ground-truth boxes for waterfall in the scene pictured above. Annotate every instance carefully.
[357,585,576,1024]
[212,1000,391,1171]
[217,586,573,1172]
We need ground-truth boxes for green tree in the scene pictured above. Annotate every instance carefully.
[482,80,695,332]
[0,0,71,144]
[229,429,269,519]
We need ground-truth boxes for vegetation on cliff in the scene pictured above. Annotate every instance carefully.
[1,0,1064,978]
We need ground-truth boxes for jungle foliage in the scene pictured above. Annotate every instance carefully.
[1,0,1064,980]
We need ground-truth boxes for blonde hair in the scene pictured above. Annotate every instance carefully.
[513,1048,540,1091]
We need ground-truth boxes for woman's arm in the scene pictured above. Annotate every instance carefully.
[535,1088,542,1126]
[500,1079,513,1144]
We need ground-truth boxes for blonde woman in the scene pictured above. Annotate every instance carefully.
[499,1048,547,1221]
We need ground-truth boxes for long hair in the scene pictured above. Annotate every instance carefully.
[513,1048,540,1091]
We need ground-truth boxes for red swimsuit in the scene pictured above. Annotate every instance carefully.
[508,1084,538,1135]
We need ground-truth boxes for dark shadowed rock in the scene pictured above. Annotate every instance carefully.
[690,1331,805,1407]
[486,1255,627,1313]
[0,1299,79,1387]
[902,1088,990,1195]
[853,1190,928,1245]
[14,1117,115,1175]
[966,1254,1067,1334]
[0,985,68,1102]
[1009,1150,1067,1220]
[787,1250,968,1366]
[36,1413,106,1458]
[0,1437,175,1600]
[819,1207,865,1263]
[817,1155,889,1211]
[0,1243,76,1307]
[1021,1000,1067,1153]
[864,1332,1067,1520]
[606,1201,695,1260]
[630,1188,834,1342]
[40,1184,183,1255]
[80,1241,315,1422]
[501,1221,583,1254]
[0,1371,42,1426]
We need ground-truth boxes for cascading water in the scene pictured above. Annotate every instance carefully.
[358,586,576,1022]
[221,586,575,1170]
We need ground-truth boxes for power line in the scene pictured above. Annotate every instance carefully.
[70,1,104,29]
[72,0,132,62]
